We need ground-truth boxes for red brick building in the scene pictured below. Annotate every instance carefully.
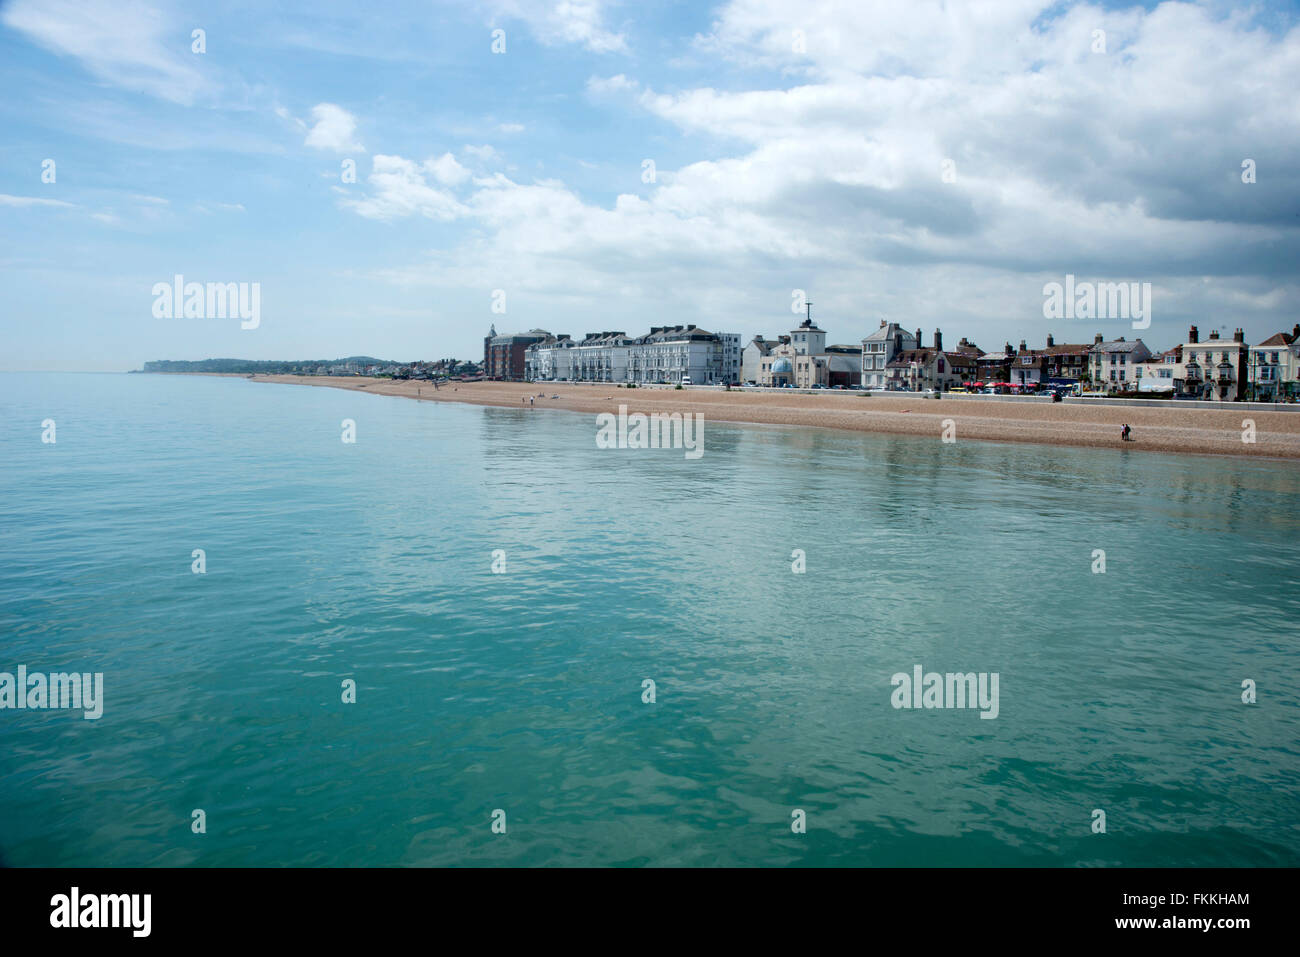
[483,326,551,379]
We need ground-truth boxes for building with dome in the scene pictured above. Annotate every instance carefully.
[755,315,861,388]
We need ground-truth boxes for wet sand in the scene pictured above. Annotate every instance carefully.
[235,375,1300,460]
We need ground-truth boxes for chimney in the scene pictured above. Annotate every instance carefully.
[1293,323,1300,340]
[1189,325,1198,344]
[1233,328,1244,343]
[880,319,887,328]
[1046,333,1055,348]
[1019,339,1027,353]
[915,328,923,345]
[1094,333,1104,345]
[934,329,943,351]
[1209,330,1219,340]
[1004,342,1013,355]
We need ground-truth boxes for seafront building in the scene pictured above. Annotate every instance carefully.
[1088,336,1153,392]
[1133,350,1180,393]
[861,322,919,390]
[884,331,976,391]
[1249,325,1300,400]
[1169,327,1249,401]
[1006,334,1091,388]
[976,343,1017,385]
[522,325,741,385]
[484,326,552,380]
[756,316,862,388]
[742,336,777,384]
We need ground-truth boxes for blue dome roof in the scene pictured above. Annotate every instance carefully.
[772,357,793,373]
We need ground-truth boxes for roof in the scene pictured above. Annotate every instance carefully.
[638,324,716,343]
[863,323,915,343]
[490,329,551,344]
[1256,332,1296,347]
[1091,339,1149,353]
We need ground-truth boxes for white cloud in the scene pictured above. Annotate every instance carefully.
[463,144,504,164]
[485,0,627,54]
[340,155,469,221]
[304,103,365,153]
[0,194,76,208]
[348,1,1300,346]
[427,153,471,186]
[2,0,212,105]
[586,73,638,96]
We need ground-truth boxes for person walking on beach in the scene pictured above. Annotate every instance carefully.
[1121,423,1131,442]
[530,396,534,407]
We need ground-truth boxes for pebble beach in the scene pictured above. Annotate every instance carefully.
[240,375,1300,460]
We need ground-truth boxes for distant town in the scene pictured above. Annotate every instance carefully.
[140,356,485,380]
[141,315,1300,404]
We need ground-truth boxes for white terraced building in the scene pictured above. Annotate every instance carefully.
[525,334,576,381]
[573,332,633,382]
[525,325,740,385]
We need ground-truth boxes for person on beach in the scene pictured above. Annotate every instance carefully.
[530,396,534,407]
[1121,424,1131,442]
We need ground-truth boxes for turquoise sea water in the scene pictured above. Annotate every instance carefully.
[0,371,1297,867]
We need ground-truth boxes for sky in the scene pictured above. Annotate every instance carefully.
[1,0,1298,371]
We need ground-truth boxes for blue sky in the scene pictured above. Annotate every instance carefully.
[2,0,1298,371]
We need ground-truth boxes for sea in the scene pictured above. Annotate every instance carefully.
[1,371,1297,866]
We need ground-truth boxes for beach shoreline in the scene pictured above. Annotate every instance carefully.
[213,374,1300,460]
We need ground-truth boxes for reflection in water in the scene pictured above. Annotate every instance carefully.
[0,373,1297,867]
